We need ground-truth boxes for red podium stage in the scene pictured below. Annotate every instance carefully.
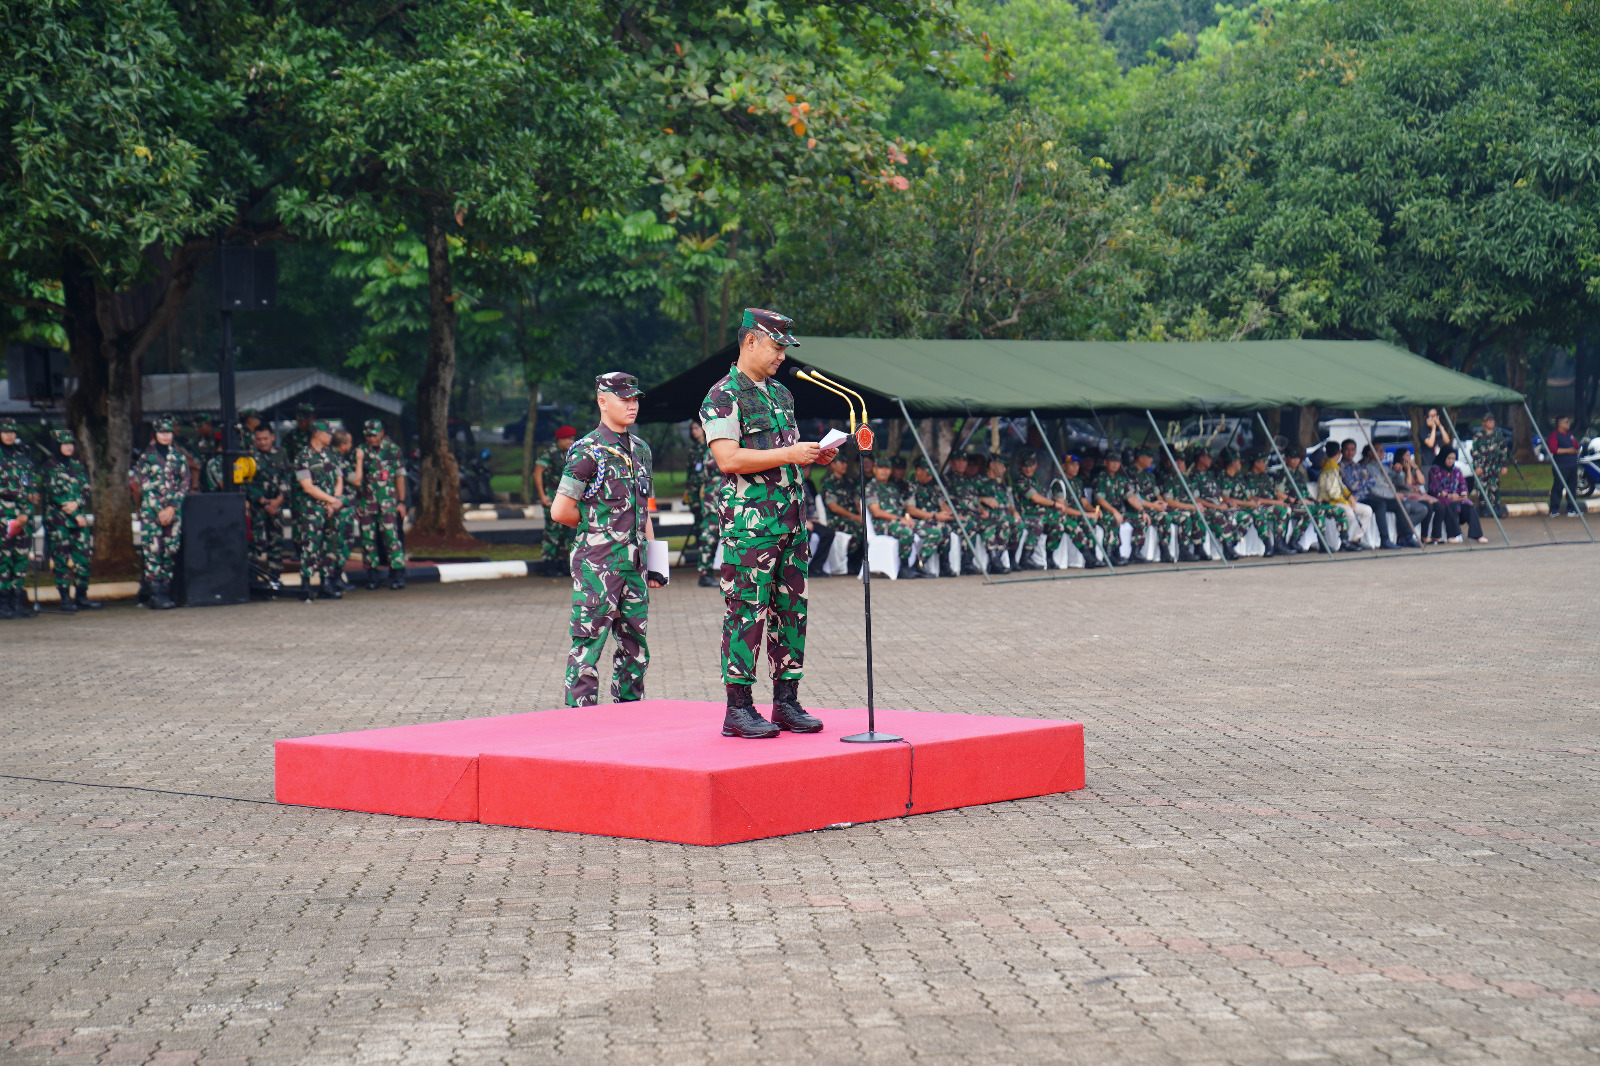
[276,700,1084,845]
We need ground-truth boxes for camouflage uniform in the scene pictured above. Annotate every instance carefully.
[1273,464,1334,546]
[329,444,359,577]
[557,419,652,706]
[1188,462,1241,546]
[1129,463,1177,551]
[1157,463,1207,550]
[0,425,37,600]
[1058,475,1107,561]
[1218,468,1267,542]
[908,475,952,570]
[356,429,407,580]
[245,440,290,583]
[973,472,1019,556]
[537,439,576,571]
[866,475,917,564]
[1096,467,1147,553]
[819,469,861,537]
[685,438,723,580]
[1472,426,1509,513]
[43,432,93,594]
[1243,468,1293,543]
[700,363,809,685]
[133,433,189,583]
[291,439,343,587]
[1014,466,1070,562]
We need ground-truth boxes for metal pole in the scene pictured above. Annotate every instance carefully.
[1144,410,1232,568]
[1030,409,1115,572]
[1256,412,1339,557]
[1522,400,1594,542]
[1440,408,1512,546]
[897,398,986,580]
[216,308,235,492]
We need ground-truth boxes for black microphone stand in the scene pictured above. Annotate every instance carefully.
[791,366,899,743]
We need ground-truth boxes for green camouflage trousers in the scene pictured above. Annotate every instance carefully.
[692,502,721,578]
[46,519,91,587]
[139,508,182,583]
[359,503,406,570]
[295,503,335,580]
[566,562,648,706]
[876,516,917,566]
[542,504,575,568]
[249,503,284,580]
[966,509,1014,555]
[913,519,949,567]
[1477,471,1502,511]
[1018,507,1065,561]
[1060,515,1100,561]
[720,526,807,685]
[0,522,28,591]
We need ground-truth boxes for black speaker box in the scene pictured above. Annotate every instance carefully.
[175,493,249,607]
[5,344,68,401]
[216,246,277,310]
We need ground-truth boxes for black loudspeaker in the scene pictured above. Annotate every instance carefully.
[216,246,277,310]
[175,492,249,607]
[5,344,68,401]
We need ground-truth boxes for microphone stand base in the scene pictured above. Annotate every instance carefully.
[840,731,903,744]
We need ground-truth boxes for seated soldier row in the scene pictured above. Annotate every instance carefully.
[804,442,1389,577]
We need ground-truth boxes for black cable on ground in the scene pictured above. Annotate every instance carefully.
[891,739,915,816]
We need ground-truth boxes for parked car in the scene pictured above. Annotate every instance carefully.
[501,405,572,444]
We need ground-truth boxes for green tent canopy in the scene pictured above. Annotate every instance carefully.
[637,338,1522,422]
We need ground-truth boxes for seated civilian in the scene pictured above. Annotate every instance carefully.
[1425,449,1487,543]
[1356,444,1410,549]
[1316,441,1372,550]
[1391,447,1442,543]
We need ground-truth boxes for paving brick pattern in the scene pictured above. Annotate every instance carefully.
[4,530,1600,1064]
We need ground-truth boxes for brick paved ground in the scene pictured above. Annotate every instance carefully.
[4,523,1599,1065]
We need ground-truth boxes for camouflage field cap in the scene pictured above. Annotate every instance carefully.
[1016,449,1038,464]
[596,372,643,399]
[193,411,216,426]
[0,417,17,433]
[363,418,384,435]
[1217,447,1236,464]
[51,428,74,444]
[296,401,316,415]
[312,419,332,434]
[741,307,799,347]
[151,417,176,433]
[888,454,908,469]
[913,455,932,470]
[554,425,577,439]
[239,407,259,419]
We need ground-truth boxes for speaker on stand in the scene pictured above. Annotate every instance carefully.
[174,492,249,607]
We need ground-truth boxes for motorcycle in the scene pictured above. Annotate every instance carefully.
[457,447,495,505]
[1576,437,1600,497]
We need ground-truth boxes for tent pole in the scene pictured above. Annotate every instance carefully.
[896,398,987,581]
[1144,410,1232,568]
[1255,412,1338,557]
[1440,408,1513,547]
[1520,400,1594,542]
[1031,409,1115,572]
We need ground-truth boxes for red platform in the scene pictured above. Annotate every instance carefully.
[275,700,1084,845]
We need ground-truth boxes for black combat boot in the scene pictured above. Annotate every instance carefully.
[959,555,982,576]
[56,584,77,614]
[366,568,382,590]
[318,572,343,599]
[697,573,718,588]
[771,678,823,733]
[1159,542,1175,564]
[388,566,405,590]
[77,584,103,609]
[1176,542,1196,562]
[336,569,354,592]
[0,589,14,620]
[300,576,316,603]
[722,684,779,738]
[137,579,151,605]
[939,554,958,578]
[1222,542,1241,561]
[990,551,1011,575]
[900,555,924,578]
[148,581,176,610]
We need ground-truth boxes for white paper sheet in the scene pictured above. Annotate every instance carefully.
[646,539,670,585]
[817,428,849,451]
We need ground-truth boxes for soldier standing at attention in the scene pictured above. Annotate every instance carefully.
[292,420,345,602]
[1472,412,1509,517]
[132,417,189,610]
[245,423,289,596]
[0,418,39,620]
[356,419,408,590]
[685,420,722,587]
[550,373,662,707]
[43,429,99,612]
[328,429,359,589]
[285,403,317,459]
[699,308,838,738]
[534,425,578,578]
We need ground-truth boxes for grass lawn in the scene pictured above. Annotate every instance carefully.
[489,469,692,503]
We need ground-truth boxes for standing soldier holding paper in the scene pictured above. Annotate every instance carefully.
[699,308,839,738]
[356,419,408,589]
[551,373,663,707]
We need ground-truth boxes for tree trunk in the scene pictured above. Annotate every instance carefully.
[1296,405,1320,449]
[885,418,903,457]
[989,416,1001,453]
[414,211,470,540]
[520,381,540,505]
[1507,339,1535,462]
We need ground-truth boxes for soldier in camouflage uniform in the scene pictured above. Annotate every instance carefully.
[0,418,39,620]
[944,453,987,575]
[1472,413,1510,517]
[1242,452,1298,555]
[1187,449,1243,560]
[1217,451,1269,552]
[699,308,838,738]
[132,417,189,610]
[1012,451,1067,570]
[356,419,408,590]
[971,453,1017,573]
[245,423,290,595]
[1276,447,1338,552]
[291,420,346,602]
[1157,453,1208,561]
[1056,454,1109,568]
[683,421,723,587]
[818,453,863,575]
[865,457,922,576]
[535,424,578,578]
[907,457,957,577]
[1095,452,1147,564]
[1129,449,1177,564]
[284,402,317,461]
[552,373,661,707]
[43,428,100,612]
[327,429,359,588]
